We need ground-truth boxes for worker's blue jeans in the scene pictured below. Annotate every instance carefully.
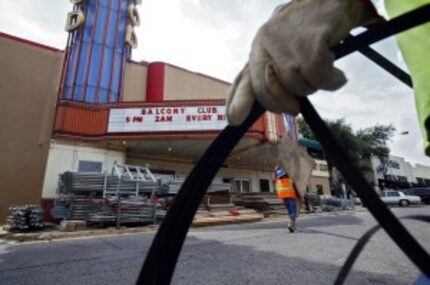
[283,198,297,220]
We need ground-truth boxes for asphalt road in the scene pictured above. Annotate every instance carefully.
[1,206,429,285]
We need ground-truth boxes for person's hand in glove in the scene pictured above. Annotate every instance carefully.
[226,0,383,126]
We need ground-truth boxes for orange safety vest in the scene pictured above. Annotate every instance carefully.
[275,178,297,199]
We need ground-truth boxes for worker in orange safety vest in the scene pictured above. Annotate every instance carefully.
[274,165,299,232]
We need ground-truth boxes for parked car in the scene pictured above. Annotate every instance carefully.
[402,187,430,204]
[379,190,421,207]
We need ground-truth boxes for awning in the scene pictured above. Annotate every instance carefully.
[298,138,323,151]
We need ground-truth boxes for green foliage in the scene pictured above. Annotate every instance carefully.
[296,116,395,165]
[297,116,314,140]
[356,125,396,161]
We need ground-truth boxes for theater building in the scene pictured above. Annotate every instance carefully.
[0,0,330,220]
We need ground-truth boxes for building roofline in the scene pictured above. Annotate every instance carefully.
[150,61,232,86]
[128,59,149,66]
[0,32,232,87]
[0,31,63,53]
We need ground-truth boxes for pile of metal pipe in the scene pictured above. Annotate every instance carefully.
[87,197,166,224]
[7,205,44,231]
[58,172,158,196]
[53,168,231,226]
[54,171,163,225]
[162,181,232,195]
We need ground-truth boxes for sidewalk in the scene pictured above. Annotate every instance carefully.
[0,209,264,243]
[0,224,160,243]
[0,207,366,243]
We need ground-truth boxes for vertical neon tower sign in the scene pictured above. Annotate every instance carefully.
[61,0,140,103]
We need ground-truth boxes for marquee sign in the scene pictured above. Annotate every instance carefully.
[108,106,228,133]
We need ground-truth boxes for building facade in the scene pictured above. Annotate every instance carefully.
[370,155,430,190]
[0,0,331,220]
[413,164,430,186]
[0,33,63,220]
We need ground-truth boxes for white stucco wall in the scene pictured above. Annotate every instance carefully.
[41,141,126,198]
[413,164,430,180]
[126,157,275,193]
[404,161,416,183]
[312,159,329,178]
[371,155,415,183]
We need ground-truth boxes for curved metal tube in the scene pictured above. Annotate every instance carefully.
[137,5,430,284]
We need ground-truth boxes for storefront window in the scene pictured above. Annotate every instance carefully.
[417,178,425,185]
[234,181,241,193]
[242,180,250,192]
[78,160,102,173]
[259,179,270,192]
[316,184,324,195]
[234,179,251,193]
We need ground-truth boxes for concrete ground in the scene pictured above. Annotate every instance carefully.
[0,206,429,285]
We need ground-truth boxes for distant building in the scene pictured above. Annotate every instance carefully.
[369,155,430,190]
[298,138,330,195]
[412,164,430,186]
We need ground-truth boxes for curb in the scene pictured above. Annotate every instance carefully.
[2,225,159,243]
[1,216,263,243]
[1,208,366,243]
[192,214,264,227]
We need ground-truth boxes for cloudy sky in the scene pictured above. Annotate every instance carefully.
[1,0,429,166]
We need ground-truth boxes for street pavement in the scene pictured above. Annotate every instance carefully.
[0,206,429,285]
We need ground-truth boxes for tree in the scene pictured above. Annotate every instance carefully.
[297,116,395,166]
[356,124,396,162]
[297,116,395,195]
[297,116,314,140]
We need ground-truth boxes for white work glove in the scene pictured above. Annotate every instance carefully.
[226,0,382,126]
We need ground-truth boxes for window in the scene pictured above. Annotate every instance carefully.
[223,178,233,184]
[78,160,102,172]
[154,173,174,184]
[316,184,324,195]
[242,180,250,192]
[397,176,407,182]
[319,164,328,172]
[234,181,241,193]
[234,179,251,193]
[387,191,400,197]
[259,179,270,192]
[384,174,395,181]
